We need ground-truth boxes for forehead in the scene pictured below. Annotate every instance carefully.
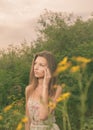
[35,56,47,64]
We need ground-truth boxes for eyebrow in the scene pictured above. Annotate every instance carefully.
[34,61,47,65]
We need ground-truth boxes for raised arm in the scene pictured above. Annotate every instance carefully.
[53,85,62,102]
[38,67,62,120]
[38,68,50,120]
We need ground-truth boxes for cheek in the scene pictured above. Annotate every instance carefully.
[39,68,45,74]
[40,68,44,73]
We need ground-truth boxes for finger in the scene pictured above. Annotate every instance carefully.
[46,68,51,78]
[43,68,47,76]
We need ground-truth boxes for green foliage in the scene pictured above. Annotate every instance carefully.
[0,97,25,129]
[0,43,33,107]
[37,10,93,58]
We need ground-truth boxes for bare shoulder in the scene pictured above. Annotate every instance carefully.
[25,85,30,93]
[56,85,62,92]
[25,85,32,101]
[53,85,62,102]
[56,85,62,95]
[25,85,32,96]
[25,85,31,91]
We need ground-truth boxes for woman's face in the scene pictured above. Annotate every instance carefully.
[34,56,48,78]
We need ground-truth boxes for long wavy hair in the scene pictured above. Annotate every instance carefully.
[28,50,57,97]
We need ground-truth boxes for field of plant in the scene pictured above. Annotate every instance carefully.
[0,11,93,130]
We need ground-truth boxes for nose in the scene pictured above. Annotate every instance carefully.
[34,64,38,70]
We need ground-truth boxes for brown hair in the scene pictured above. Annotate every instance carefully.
[28,50,57,97]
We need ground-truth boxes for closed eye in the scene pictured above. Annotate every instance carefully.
[39,63,46,67]
[34,62,46,67]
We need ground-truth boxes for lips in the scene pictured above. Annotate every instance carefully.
[34,71,39,74]
[34,71,40,77]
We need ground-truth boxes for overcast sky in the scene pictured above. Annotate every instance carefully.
[0,0,93,49]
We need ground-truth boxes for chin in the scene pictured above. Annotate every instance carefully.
[35,75,44,79]
[35,75,44,78]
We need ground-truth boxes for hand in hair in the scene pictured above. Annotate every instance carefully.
[43,67,51,89]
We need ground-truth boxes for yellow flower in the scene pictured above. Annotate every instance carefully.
[21,117,28,123]
[3,105,13,112]
[54,62,71,76]
[56,92,71,102]
[56,97,63,102]
[16,122,23,130]
[72,56,91,63]
[58,57,68,66]
[70,65,80,72]
[48,101,56,110]
[0,115,3,121]
[61,83,66,88]
[13,110,20,115]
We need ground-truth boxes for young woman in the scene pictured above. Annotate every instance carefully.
[25,51,62,130]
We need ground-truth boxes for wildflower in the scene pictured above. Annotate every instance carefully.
[13,110,20,115]
[0,115,3,120]
[54,62,71,76]
[21,117,28,123]
[56,92,71,103]
[48,101,56,110]
[3,104,13,112]
[61,83,66,88]
[58,57,68,66]
[70,65,80,73]
[72,56,91,64]
[16,122,23,130]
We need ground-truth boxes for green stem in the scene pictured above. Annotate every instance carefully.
[85,73,93,95]
[63,114,67,130]
[79,74,93,130]
[66,113,72,130]
[80,95,86,130]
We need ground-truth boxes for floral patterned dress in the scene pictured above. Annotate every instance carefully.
[28,97,60,130]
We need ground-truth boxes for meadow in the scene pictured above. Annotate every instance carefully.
[0,11,93,130]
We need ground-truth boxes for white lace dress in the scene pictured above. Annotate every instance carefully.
[28,97,60,130]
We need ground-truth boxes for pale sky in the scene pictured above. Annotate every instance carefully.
[0,0,93,49]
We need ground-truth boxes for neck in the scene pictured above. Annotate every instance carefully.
[37,78,44,88]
